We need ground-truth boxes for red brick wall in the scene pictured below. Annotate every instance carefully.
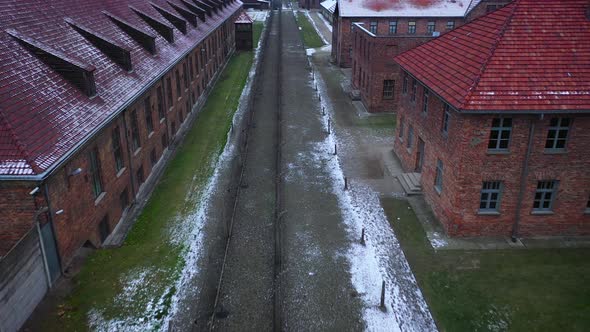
[0,16,238,266]
[0,184,38,256]
[394,76,590,237]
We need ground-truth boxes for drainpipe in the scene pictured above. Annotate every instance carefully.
[121,113,137,198]
[511,116,536,241]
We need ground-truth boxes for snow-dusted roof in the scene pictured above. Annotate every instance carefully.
[337,0,482,18]
[321,0,337,13]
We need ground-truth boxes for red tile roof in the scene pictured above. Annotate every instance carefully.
[394,0,590,113]
[0,0,241,177]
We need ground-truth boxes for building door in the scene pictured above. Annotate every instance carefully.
[39,221,61,284]
[415,138,425,172]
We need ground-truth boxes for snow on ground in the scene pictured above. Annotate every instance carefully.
[87,18,270,332]
[303,10,329,45]
[246,9,269,22]
[309,60,438,331]
[317,10,333,33]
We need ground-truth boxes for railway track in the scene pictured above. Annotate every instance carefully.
[208,5,284,331]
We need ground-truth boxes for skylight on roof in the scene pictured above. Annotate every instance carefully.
[65,18,133,71]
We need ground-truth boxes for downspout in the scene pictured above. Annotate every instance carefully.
[511,116,536,241]
[121,112,137,198]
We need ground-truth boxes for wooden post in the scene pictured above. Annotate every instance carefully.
[380,281,386,309]
[322,106,325,115]
[334,143,337,155]
[344,176,348,190]
[360,227,365,245]
[327,119,331,134]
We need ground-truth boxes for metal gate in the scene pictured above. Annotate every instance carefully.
[39,221,61,284]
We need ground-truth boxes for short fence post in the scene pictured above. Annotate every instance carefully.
[360,227,365,245]
[344,176,348,190]
[380,281,386,309]
[334,143,337,155]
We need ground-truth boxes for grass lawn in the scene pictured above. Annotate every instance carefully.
[295,11,325,49]
[381,198,590,332]
[37,26,265,331]
[355,114,396,129]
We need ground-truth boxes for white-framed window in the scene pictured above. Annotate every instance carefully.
[383,80,394,99]
[533,180,558,212]
[434,159,443,193]
[480,181,502,212]
[427,21,435,33]
[545,117,571,151]
[442,104,451,135]
[446,20,455,30]
[422,88,429,114]
[389,21,397,34]
[370,21,377,34]
[488,118,512,151]
[408,21,416,34]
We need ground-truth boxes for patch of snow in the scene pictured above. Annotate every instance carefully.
[339,0,480,18]
[429,232,448,249]
[317,9,333,33]
[311,62,438,331]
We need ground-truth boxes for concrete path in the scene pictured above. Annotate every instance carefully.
[307,10,332,44]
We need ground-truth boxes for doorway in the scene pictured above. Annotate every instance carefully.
[415,138,425,172]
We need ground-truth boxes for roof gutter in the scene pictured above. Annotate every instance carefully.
[0,4,241,182]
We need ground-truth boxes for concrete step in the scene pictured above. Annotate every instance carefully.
[397,173,422,195]
[408,172,422,189]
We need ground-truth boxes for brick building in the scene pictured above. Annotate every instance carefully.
[344,0,510,113]
[393,0,590,238]
[0,0,241,273]
[299,0,321,9]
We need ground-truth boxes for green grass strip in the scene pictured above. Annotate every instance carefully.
[40,22,265,331]
[295,11,325,49]
[381,198,590,332]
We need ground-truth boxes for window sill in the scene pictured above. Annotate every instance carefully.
[116,167,126,178]
[133,147,142,156]
[406,147,412,154]
[94,192,106,206]
[477,211,500,216]
[531,210,554,216]
[585,209,590,215]
[434,186,442,195]
[148,131,155,139]
[543,149,567,155]
[487,150,510,155]
[441,132,448,139]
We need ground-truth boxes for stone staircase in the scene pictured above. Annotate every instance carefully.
[397,172,422,195]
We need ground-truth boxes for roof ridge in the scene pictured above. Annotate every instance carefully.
[460,1,519,110]
[0,111,39,173]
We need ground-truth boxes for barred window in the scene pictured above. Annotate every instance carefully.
[533,180,558,211]
[370,21,377,34]
[408,21,416,34]
[480,181,502,212]
[130,109,140,151]
[446,20,455,30]
[144,97,153,134]
[175,69,181,97]
[422,88,429,114]
[403,73,408,94]
[442,104,450,135]
[427,21,435,33]
[166,77,173,107]
[157,86,165,120]
[88,148,103,198]
[545,117,570,150]
[389,21,397,34]
[434,159,443,192]
[488,118,512,151]
[411,79,417,102]
[112,127,123,172]
[383,80,394,99]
